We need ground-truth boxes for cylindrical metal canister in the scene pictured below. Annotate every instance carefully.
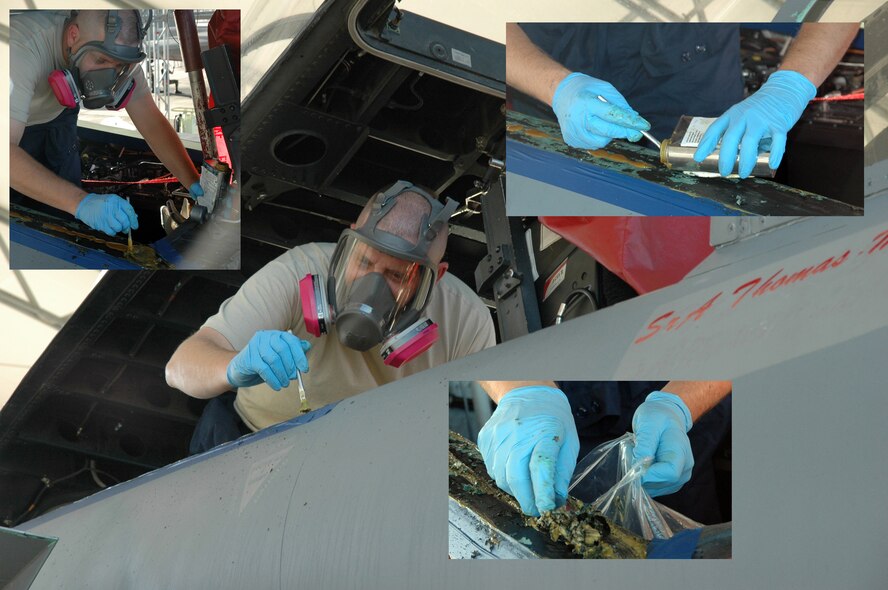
[660,115,774,177]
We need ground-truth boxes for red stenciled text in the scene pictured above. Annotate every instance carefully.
[730,249,850,309]
[632,226,887,346]
[633,293,722,344]
[869,230,888,255]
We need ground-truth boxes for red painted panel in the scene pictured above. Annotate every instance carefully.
[539,217,714,294]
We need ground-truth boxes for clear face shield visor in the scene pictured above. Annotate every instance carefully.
[298,180,458,366]
[74,48,141,88]
[327,231,437,352]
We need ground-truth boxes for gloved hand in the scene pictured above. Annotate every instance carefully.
[552,72,651,150]
[188,181,204,199]
[631,391,694,497]
[693,69,816,178]
[477,386,580,517]
[226,330,311,391]
[74,193,139,236]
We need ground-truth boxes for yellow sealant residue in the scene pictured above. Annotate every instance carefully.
[585,149,652,169]
[5,208,163,267]
[508,118,652,169]
[42,223,124,249]
[507,123,555,139]
[42,222,163,266]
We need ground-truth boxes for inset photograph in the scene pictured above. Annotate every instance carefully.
[506,23,864,216]
[9,9,240,269]
[449,380,731,559]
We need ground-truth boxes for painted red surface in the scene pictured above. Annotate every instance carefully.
[539,217,714,294]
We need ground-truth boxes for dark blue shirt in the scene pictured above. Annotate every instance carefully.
[514,24,744,140]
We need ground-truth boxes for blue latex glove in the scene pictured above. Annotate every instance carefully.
[188,181,204,199]
[631,391,694,497]
[74,193,139,236]
[477,386,580,516]
[693,70,816,178]
[226,330,311,391]
[552,72,651,150]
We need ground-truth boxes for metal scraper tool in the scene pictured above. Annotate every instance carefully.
[596,94,661,149]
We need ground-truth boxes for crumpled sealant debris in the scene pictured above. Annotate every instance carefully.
[449,431,646,559]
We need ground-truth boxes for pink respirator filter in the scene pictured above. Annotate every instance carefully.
[299,274,329,337]
[381,318,438,368]
[48,70,79,108]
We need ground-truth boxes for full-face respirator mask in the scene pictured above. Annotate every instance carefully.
[49,10,151,110]
[299,181,458,367]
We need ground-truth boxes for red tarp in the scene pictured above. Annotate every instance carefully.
[540,217,714,294]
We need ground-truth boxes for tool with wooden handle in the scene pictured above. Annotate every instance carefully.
[296,369,309,413]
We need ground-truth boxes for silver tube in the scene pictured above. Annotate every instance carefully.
[661,141,773,178]
[661,115,774,178]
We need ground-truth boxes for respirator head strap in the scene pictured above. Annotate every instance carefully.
[69,10,148,67]
[355,180,458,267]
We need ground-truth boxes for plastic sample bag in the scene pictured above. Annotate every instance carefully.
[568,433,702,540]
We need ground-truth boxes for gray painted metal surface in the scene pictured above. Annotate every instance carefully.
[448,499,539,559]
[0,527,56,590]
[708,216,799,247]
[16,192,888,587]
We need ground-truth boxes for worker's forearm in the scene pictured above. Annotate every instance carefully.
[780,23,859,87]
[127,95,200,187]
[165,335,237,399]
[506,23,571,107]
[660,380,732,423]
[139,115,200,187]
[10,144,87,215]
[478,380,560,404]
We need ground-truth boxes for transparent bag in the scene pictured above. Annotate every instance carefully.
[568,432,702,540]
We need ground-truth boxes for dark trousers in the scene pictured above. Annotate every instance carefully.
[189,392,252,455]
[12,107,82,213]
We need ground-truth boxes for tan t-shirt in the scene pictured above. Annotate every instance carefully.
[11,11,149,125]
[203,243,497,430]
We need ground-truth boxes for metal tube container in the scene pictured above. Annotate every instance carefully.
[174,10,217,159]
[660,115,773,177]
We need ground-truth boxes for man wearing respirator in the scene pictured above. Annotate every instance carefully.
[167,181,496,454]
[10,10,201,237]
